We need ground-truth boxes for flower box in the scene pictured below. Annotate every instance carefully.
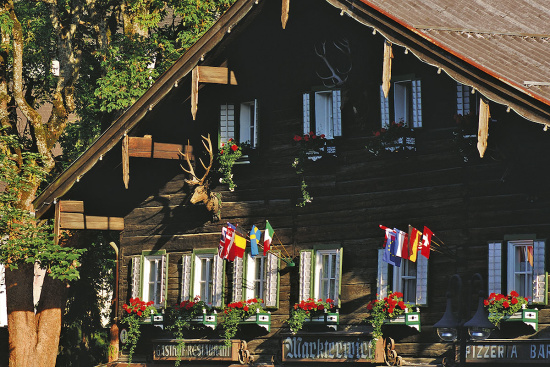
[190,311,218,330]
[382,136,416,153]
[494,308,538,331]
[138,312,163,325]
[240,312,271,332]
[305,311,339,330]
[383,310,421,332]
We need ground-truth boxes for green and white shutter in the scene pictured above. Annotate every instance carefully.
[299,250,313,301]
[377,248,388,299]
[487,242,502,295]
[411,80,422,128]
[532,240,546,304]
[416,253,428,306]
[379,85,390,127]
[220,103,235,143]
[131,256,141,299]
[232,256,244,303]
[159,255,167,305]
[212,254,224,308]
[181,254,192,302]
[303,93,311,135]
[265,252,279,308]
[332,90,342,138]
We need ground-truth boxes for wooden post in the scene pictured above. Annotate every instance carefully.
[477,98,490,158]
[191,67,199,120]
[382,41,393,98]
[54,201,61,245]
[282,0,290,29]
[122,135,129,189]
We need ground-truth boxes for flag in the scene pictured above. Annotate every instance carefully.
[420,226,433,259]
[263,220,274,256]
[526,245,534,267]
[407,225,421,262]
[218,226,227,258]
[394,228,407,258]
[382,230,401,267]
[233,233,247,259]
[224,223,236,260]
[379,224,393,248]
[250,225,261,257]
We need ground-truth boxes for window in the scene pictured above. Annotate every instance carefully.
[131,251,168,308]
[488,238,546,304]
[377,249,428,306]
[303,90,342,139]
[456,83,472,116]
[220,100,259,148]
[232,252,279,308]
[299,247,343,305]
[181,250,224,307]
[380,79,422,128]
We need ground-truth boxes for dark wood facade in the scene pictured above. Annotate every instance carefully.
[36,0,550,365]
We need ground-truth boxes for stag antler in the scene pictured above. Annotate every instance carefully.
[314,38,352,88]
[180,134,213,186]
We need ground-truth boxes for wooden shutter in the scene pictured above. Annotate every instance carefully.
[416,253,428,306]
[159,254,168,306]
[488,242,502,295]
[212,254,224,307]
[303,93,311,135]
[232,256,244,303]
[131,256,141,299]
[254,99,259,148]
[334,248,343,307]
[181,254,192,302]
[332,90,342,137]
[377,249,388,299]
[379,85,390,127]
[456,83,471,115]
[412,80,422,128]
[299,250,313,301]
[533,240,547,304]
[220,103,235,143]
[265,252,279,308]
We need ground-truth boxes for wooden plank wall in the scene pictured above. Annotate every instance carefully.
[115,1,550,364]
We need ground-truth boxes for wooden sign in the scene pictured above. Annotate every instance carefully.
[281,334,382,362]
[465,340,550,364]
[153,339,242,361]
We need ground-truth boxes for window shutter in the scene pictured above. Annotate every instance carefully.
[488,242,502,295]
[303,93,311,135]
[377,249,388,299]
[456,83,471,115]
[532,240,546,304]
[379,85,390,127]
[220,103,235,143]
[265,252,279,308]
[416,253,428,306]
[299,250,313,301]
[232,256,244,303]
[412,80,422,128]
[254,99,260,148]
[335,248,343,307]
[181,254,192,302]
[212,254,224,307]
[131,256,141,299]
[159,254,168,306]
[332,90,342,137]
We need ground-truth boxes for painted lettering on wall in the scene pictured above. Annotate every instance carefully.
[282,336,374,361]
[465,342,550,363]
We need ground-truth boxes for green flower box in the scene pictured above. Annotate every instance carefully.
[384,311,421,332]
[240,312,271,332]
[496,308,538,331]
[138,312,164,325]
[190,312,218,330]
[305,311,339,331]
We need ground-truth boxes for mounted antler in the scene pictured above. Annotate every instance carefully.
[180,134,221,220]
[314,38,353,88]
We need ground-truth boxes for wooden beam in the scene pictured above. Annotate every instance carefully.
[282,0,290,29]
[54,201,61,245]
[122,135,129,189]
[59,212,124,231]
[191,67,199,120]
[127,136,186,160]
[191,66,237,120]
[58,200,84,213]
[478,98,490,158]
[382,41,393,99]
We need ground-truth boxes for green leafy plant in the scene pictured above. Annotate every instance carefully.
[217,139,243,191]
[164,296,210,366]
[365,121,413,156]
[121,297,156,364]
[291,132,326,207]
[484,291,528,326]
[287,298,336,334]
[365,292,410,343]
[221,298,264,346]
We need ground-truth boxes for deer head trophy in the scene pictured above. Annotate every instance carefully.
[180,134,221,221]
[314,38,352,88]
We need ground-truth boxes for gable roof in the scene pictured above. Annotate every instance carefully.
[33,0,550,218]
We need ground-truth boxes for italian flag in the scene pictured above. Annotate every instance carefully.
[263,220,274,256]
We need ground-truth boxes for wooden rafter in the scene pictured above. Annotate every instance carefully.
[477,98,490,157]
[122,135,129,189]
[191,66,237,120]
[382,41,393,99]
[281,0,290,29]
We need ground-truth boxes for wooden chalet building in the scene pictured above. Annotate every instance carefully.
[33,0,550,365]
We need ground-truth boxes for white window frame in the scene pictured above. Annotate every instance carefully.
[193,253,215,305]
[488,239,547,305]
[303,90,342,139]
[377,248,428,306]
[232,252,279,308]
[314,249,339,301]
[142,255,164,306]
[131,251,168,308]
[299,247,343,306]
[181,250,224,307]
[220,100,259,148]
[380,79,422,128]
[393,259,417,304]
